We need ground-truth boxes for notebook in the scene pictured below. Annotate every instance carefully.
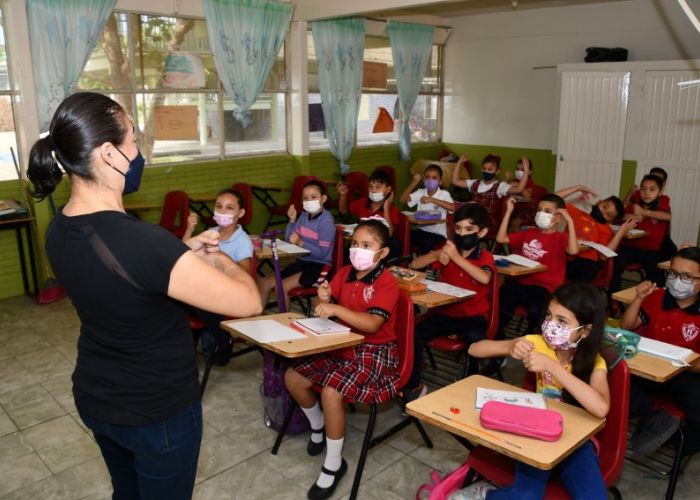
[579,240,618,258]
[225,319,306,343]
[421,279,476,298]
[275,241,308,254]
[637,337,694,365]
[293,318,350,335]
[476,387,548,410]
[492,254,540,268]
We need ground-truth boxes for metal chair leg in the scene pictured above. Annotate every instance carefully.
[349,404,377,500]
[271,398,297,455]
[426,347,437,370]
[414,419,434,449]
[665,428,685,500]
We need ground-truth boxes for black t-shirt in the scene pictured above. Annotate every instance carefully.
[46,209,199,425]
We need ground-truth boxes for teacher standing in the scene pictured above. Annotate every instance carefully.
[27,92,262,500]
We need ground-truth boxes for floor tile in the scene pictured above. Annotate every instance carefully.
[16,347,73,382]
[0,451,52,496]
[0,384,66,430]
[0,408,17,437]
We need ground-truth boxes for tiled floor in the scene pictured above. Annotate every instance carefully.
[1,294,699,499]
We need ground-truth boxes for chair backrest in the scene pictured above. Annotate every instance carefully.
[375,165,396,193]
[592,258,614,290]
[531,184,548,203]
[232,182,253,227]
[596,355,630,485]
[394,291,416,390]
[485,266,500,340]
[331,225,345,276]
[159,190,190,238]
[288,175,317,213]
[345,172,369,203]
[396,212,411,258]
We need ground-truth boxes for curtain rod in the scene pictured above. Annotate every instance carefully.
[364,15,452,31]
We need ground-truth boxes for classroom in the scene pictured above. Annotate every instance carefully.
[1,0,700,498]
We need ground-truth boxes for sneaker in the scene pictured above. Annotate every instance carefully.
[632,410,681,456]
[448,480,496,500]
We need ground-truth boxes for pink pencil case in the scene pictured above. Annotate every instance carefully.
[480,401,564,442]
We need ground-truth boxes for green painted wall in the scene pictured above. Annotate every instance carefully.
[619,160,637,199]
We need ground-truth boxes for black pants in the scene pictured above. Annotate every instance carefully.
[496,280,551,340]
[407,314,487,390]
[410,229,446,256]
[630,372,700,456]
[610,246,664,293]
[566,257,601,284]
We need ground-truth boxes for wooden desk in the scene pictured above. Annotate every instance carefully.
[221,312,364,358]
[657,260,671,270]
[611,286,637,305]
[410,289,470,309]
[611,225,648,240]
[496,262,547,277]
[627,351,700,383]
[406,375,605,470]
[254,241,311,260]
[0,216,39,297]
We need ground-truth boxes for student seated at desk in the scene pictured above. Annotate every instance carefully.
[401,203,495,403]
[494,194,578,343]
[503,157,546,232]
[284,220,399,499]
[400,163,455,255]
[260,179,336,311]
[464,283,610,500]
[620,247,700,456]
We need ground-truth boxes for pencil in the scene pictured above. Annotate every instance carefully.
[431,411,523,450]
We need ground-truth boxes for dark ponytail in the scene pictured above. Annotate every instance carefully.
[27,92,128,200]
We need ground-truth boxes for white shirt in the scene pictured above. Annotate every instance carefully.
[408,187,454,237]
[466,179,511,198]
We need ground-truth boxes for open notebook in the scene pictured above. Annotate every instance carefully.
[293,318,350,335]
[492,254,541,268]
[475,387,547,410]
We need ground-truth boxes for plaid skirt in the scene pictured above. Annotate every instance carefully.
[294,342,399,404]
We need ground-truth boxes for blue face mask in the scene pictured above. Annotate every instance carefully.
[112,147,145,195]
[481,171,496,181]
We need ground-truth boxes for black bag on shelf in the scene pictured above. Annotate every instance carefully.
[585,47,628,63]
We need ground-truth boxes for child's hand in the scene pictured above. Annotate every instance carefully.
[289,232,301,245]
[420,195,433,204]
[413,173,422,184]
[438,250,450,266]
[508,338,535,360]
[383,191,394,211]
[504,196,516,214]
[520,157,530,174]
[287,203,297,223]
[635,280,657,300]
[187,229,220,256]
[578,185,598,198]
[314,302,337,319]
[317,280,331,302]
[458,152,469,165]
[557,208,573,223]
[632,204,646,217]
[336,182,348,198]
[186,213,198,232]
[523,351,556,373]
[443,240,459,260]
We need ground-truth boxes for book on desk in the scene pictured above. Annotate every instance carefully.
[0,199,28,219]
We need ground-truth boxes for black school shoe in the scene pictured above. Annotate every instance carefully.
[308,427,325,456]
[307,459,348,500]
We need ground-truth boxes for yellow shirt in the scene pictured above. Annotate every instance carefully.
[524,334,607,400]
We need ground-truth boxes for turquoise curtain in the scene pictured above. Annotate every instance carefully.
[203,0,292,128]
[387,21,435,160]
[26,0,116,132]
[311,17,365,174]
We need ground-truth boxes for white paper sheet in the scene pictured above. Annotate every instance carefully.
[579,240,618,258]
[492,254,540,268]
[638,337,694,365]
[293,318,350,335]
[610,225,646,238]
[421,279,476,298]
[275,241,309,254]
[476,387,547,410]
[227,319,306,343]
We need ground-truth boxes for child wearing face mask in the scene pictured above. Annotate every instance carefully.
[609,174,672,292]
[402,204,495,403]
[494,194,579,344]
[284,220,400,499]
[400,164,456,255]
[621,247,700,457]
[259,179,336,312]
[463,282,610,500]
[452,154,531,240]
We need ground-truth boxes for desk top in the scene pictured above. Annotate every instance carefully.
[0,215,35,226]
[628,351,700,382]
[410,289,470,309]
[221,312,364,358]
[406,375,605,470]
[611,286,637,305]
[496,262,548,277]
[254,241,311,260]
[188,193,217,202]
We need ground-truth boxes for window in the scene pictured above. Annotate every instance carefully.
[0,5,20,181]
[78,12,287,165]
[308,32,442,149]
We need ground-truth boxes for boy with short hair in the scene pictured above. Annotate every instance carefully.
[621,246,700,456]
[400,164,456,255]
[402,203,495,402]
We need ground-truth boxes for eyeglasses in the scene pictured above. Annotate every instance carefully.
[666,269,700,284]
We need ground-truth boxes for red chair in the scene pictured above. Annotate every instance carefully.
[425,264,501,380]
[159,191,190,238]
[397,212,411,258]
[287,226,345,315]
[592,258,614,290]
[271,291,434,500]
[624,262,646,283]
[232,182,253,228]
[254,175,317,232]
[465,357,630,500]
[345,171,369,204]
[375,165,396,193]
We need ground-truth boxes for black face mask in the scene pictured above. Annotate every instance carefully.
[455,232,480,251]
[590,205,607,224]
[111,147,145,195]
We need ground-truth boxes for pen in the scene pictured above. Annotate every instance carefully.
[289,322,308,335]
[431,411,523,450]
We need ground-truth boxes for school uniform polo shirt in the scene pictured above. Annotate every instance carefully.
[407,187,454,237]
[349,198,401,228]
[622,196,670,251]
[566,203,613,262]
[330,264,399,345]
[217,225,253,263]
[431,245,495,319]
[508,228,568,293]
[640,288,700,350]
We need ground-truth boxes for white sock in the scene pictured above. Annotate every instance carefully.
[316,436,344,488]
[301,402,324,443]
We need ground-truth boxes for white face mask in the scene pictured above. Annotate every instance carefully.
[368,191,385,203]
[535,211,554,229]
[302,200,322,214]
[514,170,524,180]
[666,276,697,300]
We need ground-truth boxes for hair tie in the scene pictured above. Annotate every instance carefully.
[50,150,66,175]
[360,215,390,228]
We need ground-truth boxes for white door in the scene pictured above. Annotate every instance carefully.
[555,71,631,198]
[637,70,700,245]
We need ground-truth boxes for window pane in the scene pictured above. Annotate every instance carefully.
[79,13,131,91]
[0,96,19,181]
[308,93,328,150]
[357,94,438,146]
[136,93,221,164]
[0,9,9,91]
[224,92,286,155]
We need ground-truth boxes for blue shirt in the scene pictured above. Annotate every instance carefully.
[217,225,253,263]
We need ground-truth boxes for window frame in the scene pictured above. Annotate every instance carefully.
[0,2,21,181]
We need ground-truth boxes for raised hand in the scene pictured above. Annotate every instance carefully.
[317,280,331,302]
[287,203,297,223]
[635,280,657,300]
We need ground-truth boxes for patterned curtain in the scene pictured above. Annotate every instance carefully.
[311,17,365,174]
[387,21,435,160]
[27,0,116,132]
[203,0,292,128]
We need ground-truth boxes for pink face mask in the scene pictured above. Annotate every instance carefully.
[349,247,379,272]
[213,212,237,228]
[541,318,585,351]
